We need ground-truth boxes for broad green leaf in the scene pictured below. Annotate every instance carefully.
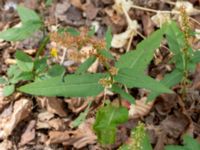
[142,134,153,150]
[17,72,34,81]
[47,64,65,77]
[165,135,200,150]
[116,28,164,72]
[165,21,184,55]
[165,21,186,70]
[19,73,107,97]
[7,65,21,79]
[34,57,48,74]
[93,105,128,144]
[3,85,15,96]
[17,6,41,23]
[0,21,42,41]
[15,51,34,72]
[99,49,114,60]
[192,51,200,63]
[111,84,135,104]
[148,69,182,101]
[75,56,96,74]
[114,68,172,94]
[0,77,8,84]
[105,27,112,50]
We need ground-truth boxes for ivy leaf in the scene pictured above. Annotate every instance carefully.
[165,135,200,150]
[114,68,172,94]
[3,85,15,96]
[105,27,112,50]
[15,51,34,72]
[116,28,164,72]
[75,56,96,74]
[111,84,135,104]
[19,73,107,97]
[93,105,128,144]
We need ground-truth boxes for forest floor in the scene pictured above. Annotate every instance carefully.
[0,0,200,150]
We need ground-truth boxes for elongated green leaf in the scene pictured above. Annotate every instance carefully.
[17,6,41,23]
[105,27,112,50]
[148,69,182,101]
[114,68,172,94]
[99,49,114,60]
[93,105,128,144]
[15,51,34,72]
[75,56,96,74]
[111,84,135,104]
[192,51,200,63]
[0,21,42,41]
[165,135,200,150]
[19,73,106,97]
[116,28,164,72]
[165,21,184,55]
[0,77,8,84]
[3,85,15,96]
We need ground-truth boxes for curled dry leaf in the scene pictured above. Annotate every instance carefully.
[37,97,67,117]
[111,0,139,48]
[154,94,178,116]
[151,12,171,27]
[47,118,97,149]
[63,118,97,149]
[129,97,154,118]
[0,98,32,139]
[111,20,139,48]
[79,46,98,73]
[161,111,190,138]
[0,140,12,150]
[19,120,36,146]
[173,1,199,16]
[113,0,133,14]
[48,118,66,131]
[36,111,54,129]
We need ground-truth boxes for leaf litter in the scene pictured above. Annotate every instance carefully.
[0,0,200,149]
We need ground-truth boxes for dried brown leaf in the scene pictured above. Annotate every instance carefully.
[19,120,36,146]
[129,97,154,118]
[0,98,32,139]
